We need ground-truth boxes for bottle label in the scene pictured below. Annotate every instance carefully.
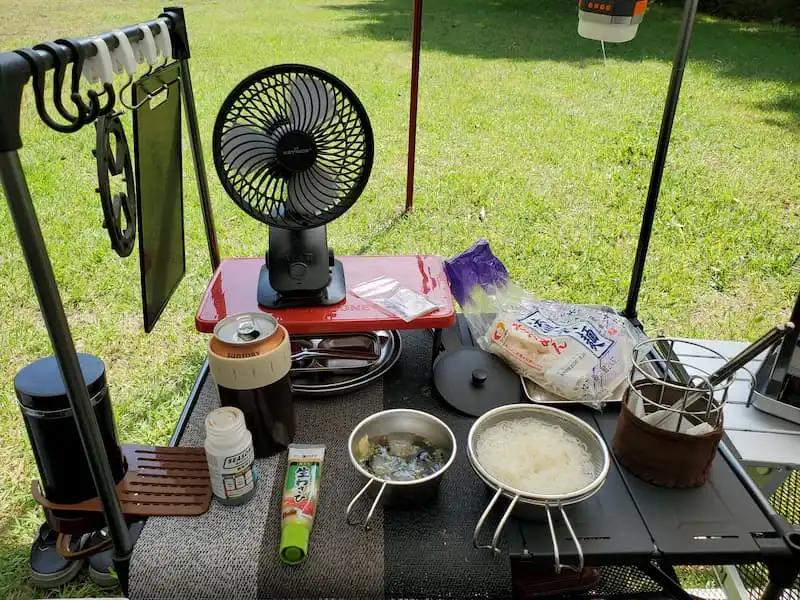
[207,445,256,499]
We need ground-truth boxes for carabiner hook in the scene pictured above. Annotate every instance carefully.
[132,24,158,78]
[154,18,173,68]
[82,38,117,117]
[110,30,141,112]
[14,48,84,133]
[55,38,100,125]
[33,42,81,125]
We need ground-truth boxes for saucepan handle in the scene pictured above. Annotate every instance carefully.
[545,503,584,574]
[473,488,518,554]
[346,477,387,531]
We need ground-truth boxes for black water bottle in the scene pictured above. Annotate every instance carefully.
[15,354,126,505]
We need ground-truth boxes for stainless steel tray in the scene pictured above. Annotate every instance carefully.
[290,330,402,396]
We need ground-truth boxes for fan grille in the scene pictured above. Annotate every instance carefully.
[213,65,374,230]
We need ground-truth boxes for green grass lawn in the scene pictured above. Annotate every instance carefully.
[0,0,798,597]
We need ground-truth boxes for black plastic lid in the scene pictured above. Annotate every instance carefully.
[15,354,106,412]
[433,348,522,417]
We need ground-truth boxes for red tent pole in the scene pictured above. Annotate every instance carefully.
[405,0,423,213]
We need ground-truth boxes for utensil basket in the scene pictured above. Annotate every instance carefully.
[612,338,743,488]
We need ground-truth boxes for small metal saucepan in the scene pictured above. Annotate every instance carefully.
[468,404,610,573]
[346,409,457,530]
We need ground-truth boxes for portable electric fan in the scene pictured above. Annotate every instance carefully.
[212,64,374,308]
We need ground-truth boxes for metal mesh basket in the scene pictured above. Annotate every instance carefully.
[612,338,740,488]
[468,404,610,573]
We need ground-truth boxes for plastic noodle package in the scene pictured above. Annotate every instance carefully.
[352,276,440,322]
[483,303,636,407]
[445,240,638,409]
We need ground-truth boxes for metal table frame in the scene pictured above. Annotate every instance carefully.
[2,0,798,597]
[0,7,219,593]
[169,332,799,600]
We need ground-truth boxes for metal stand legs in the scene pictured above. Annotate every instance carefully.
[0,151,132,592]
[179,58,220,271]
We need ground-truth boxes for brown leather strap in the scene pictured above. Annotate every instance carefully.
[512,561,602,598]
[56,532,112,560]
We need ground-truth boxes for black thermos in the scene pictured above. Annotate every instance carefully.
[15,353,126,505]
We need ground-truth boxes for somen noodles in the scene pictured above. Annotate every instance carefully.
[475,418,595,495]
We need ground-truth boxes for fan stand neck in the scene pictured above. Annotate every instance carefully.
[257,225,346,308]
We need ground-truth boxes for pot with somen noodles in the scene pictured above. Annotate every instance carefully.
[467,404,610,573]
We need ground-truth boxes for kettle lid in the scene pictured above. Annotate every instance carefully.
[15,353,106,411]
[433,347,522,417]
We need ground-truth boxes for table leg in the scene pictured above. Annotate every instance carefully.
[170,360,210,446]
[638,562,696,600]
[758,582,784,600]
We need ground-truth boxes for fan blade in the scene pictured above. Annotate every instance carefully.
[286,164,340,220]
[220,125,278,174]
[288,74,335,131]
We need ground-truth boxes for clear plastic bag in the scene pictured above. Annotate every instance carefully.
[445,240,638,409]
[477,300,636,409]
[352,276,439,322]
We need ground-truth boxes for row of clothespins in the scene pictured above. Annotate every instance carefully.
[82,18,174,111]
[14,18,175,133]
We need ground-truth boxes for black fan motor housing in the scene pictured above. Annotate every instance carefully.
[276,131,317,173]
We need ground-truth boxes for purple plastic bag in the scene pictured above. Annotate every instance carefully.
[444,239,510,307]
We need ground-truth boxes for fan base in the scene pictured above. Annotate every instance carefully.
[257,261,346,308]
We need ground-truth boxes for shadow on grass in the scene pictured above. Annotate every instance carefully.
[758,92,800,133]
[327,0,799,123]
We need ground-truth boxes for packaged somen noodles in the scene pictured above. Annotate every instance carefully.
[445,240,637,409]
[484,303,635,405]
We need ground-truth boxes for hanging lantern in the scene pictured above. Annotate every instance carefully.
[578,0,648,43]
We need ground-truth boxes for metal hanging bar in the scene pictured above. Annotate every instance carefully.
[622,0,701,320]
[0,9,216,594]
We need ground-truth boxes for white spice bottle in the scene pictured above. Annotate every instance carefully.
[204,406,257,505]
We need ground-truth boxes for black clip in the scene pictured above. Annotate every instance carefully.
[54,38,102,125]
[14,47,83,133]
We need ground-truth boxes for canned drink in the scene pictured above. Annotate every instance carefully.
[208,312,295,458]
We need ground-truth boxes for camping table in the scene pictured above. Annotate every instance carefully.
[194,255,456,334]
[129,326,799,600]
[669,340,800,600]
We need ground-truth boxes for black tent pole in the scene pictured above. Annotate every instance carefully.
[0,151,133,590]
[623,0,701,321]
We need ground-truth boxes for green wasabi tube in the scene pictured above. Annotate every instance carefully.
[279,443,325,564]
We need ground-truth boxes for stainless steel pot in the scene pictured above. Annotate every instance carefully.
[467,404,610,573]
[346,409,457,530]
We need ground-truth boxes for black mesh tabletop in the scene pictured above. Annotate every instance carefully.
[131,330,511,600]
[506,409,657,567]
[594,411,783,566]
